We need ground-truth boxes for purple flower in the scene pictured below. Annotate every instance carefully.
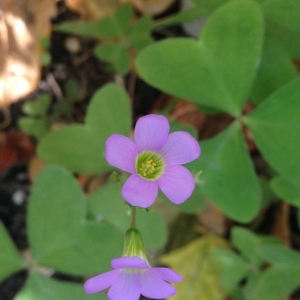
[105,114,201,208]
[84,256,182,300]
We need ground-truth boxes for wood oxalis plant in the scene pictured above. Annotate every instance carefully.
[1,0,300,299]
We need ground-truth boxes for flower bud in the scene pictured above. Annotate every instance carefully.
[122,228,149,264]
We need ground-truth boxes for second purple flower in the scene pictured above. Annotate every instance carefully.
[105,114,201,208]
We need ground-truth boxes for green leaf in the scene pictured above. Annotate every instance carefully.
[87,183,167,248]
[243,268,263,300]
[136,209,167,248]
[174,184,205,213]
[0,221,24,283]
[28,165,86,263]
[55,22,104,38]
[37,83,131,174]
[39,126,107,173]
[91,3,132,38]
[54,100,73,117]
[28,166,123,275]
[88,183,130,232]
[256,243,300,266]
[260,0,300,33]
[113,3,133,36]
[160,184,205,213]
[260,178,276,208]
[154,0,229,28]
[129,16,153,51]
[42,221,123,275]
[250,35,298,105]
[243,78,300,186]
[270,176,300,207]
[214,248,250,290]
[15,272,106,300]
[56,4,133,39]
[22,94,50,116]
[136,0,263,116]
[231,227,279,265]
[19,117,49,140]
[94,44,130,75]
[64,78,81,101]
[266,22,300,59]
[189,123,261,222]
[253,266,300,300]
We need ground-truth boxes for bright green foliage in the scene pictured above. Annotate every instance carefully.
[250,36,298,105]
[28,166,123,275]
[94,44,130,75]
[15,272,106,300]
[252,244,300,300]
[231,227,279,265]
[244,78,300,187]
[19,94,51,140]
[22,94,50,116]
[129,16,153,51]
[19,85,82,141]
[270,176,300,207]
[38,83,131,174]
[154,0,229,28]
[56,4,132,38]
[253,266,300,300]
[40,36,52,66]
[169,184,205,213]
[214,227,300,300]
[213,249,250,290]
[259,0,300,33]
[258,0,300,57]
[19,118,49,141]
[189,123,261,222]
[11,0,300,298]
[56,4,153,74]
[0,221,25,283]
[257,244,300,265]
[87,183,167,248]
[136,0,263,116]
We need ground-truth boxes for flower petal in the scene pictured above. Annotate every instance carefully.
[84,270,119,294]
[108,272,141,300]
[157,165,195,204]
[152,267,182,283]
[105,134,138,173]
[134,114,170,152]
[122,174,158,208]
[140,270,177,299]
[111,256,149,270]
[159,131,200,166]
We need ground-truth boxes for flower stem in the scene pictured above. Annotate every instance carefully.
[131,206,136,228]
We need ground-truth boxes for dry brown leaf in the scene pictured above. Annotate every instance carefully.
[65,0,120,21]
[0,130,35,172]
[28,155,48,182]
[171,99,206,133]
[198,200,229,236]
[160,235,228,300]
[0,0,56,107]
[121,0,175,16]
[272,202,290,247]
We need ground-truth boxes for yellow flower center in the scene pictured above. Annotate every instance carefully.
[136,151,165,180]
